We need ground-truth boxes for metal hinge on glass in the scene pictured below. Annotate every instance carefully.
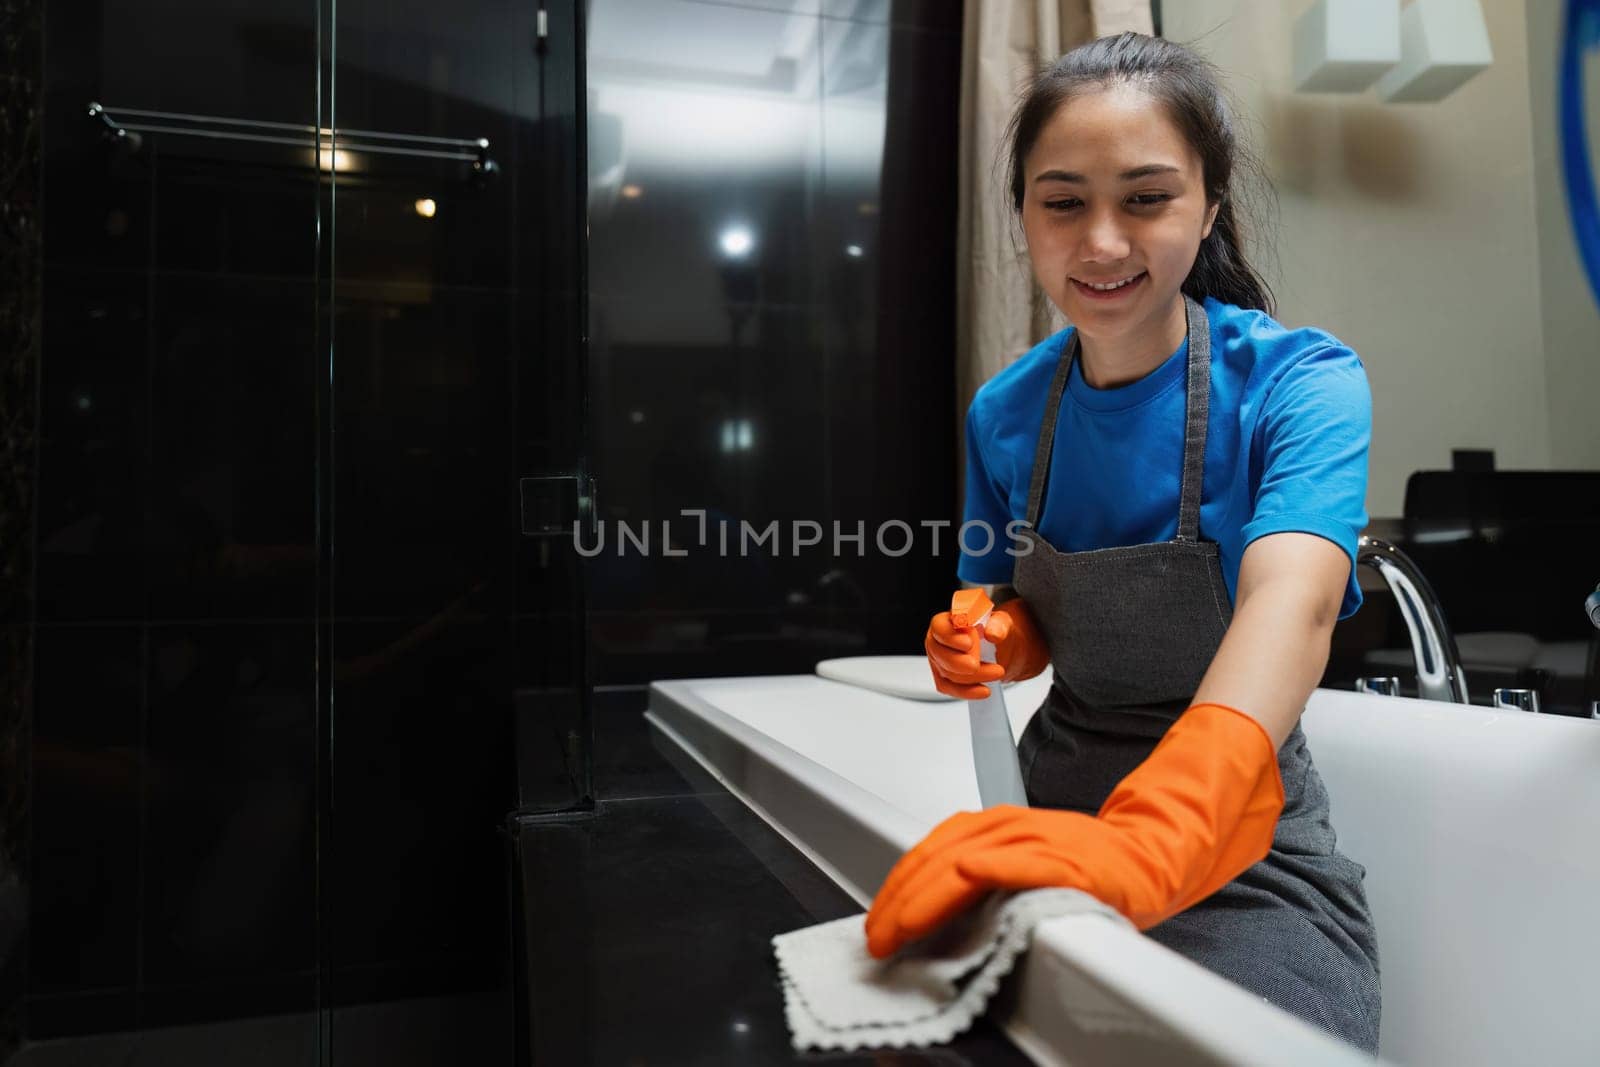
[519,473,596,538]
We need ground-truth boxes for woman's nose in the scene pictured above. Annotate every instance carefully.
[1079,210,1130,261]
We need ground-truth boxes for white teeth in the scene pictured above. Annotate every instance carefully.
[1083,274,1142,291]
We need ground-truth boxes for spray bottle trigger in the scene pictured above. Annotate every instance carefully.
[950,588,994,630]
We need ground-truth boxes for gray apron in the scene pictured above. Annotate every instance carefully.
[1010,296,1383,1053]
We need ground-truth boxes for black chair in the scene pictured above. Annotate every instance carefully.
[1399,470,1600,712]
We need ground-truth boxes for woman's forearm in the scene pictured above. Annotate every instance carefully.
[1191,578,1336,750]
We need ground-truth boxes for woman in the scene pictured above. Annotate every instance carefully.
[864,33,1382,1053]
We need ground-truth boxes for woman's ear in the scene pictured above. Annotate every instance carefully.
[1201,200,1221,240]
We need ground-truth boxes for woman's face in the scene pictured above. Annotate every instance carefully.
[1020,83,1219,346]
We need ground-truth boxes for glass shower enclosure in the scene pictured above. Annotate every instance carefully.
[2,0,590,1060]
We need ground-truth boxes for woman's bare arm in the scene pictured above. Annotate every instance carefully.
[1191,531,1350,749]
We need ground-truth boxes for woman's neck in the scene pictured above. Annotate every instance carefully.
[1076,295,1189,390]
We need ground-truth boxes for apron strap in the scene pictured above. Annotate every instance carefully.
[1022,330,1076,530]
[1021,295,1212,541]
[1175,295,1210,544]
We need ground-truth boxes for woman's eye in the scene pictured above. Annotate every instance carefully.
[1129,193,1173,207]
[1044,199,1081,212]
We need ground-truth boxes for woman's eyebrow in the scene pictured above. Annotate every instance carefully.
[1034,164,1182,184]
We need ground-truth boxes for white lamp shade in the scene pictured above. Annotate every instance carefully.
[1373,0,1493,103]
[1292,0,1402,93]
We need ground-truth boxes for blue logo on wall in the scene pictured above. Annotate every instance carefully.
[1563,0,1600,311]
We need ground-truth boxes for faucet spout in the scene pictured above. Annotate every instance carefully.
[1356,535,1471,704]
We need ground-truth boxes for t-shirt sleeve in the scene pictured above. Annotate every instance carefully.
[1239,343,1372,620]
[956,399,1016,585]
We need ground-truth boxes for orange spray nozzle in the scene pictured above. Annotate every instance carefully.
[950,588,994,629]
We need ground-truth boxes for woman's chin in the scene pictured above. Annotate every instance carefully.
[1062,291,1143,327]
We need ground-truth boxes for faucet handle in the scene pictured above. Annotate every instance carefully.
[1492,688,1542,713]
[1355,676,1401,697]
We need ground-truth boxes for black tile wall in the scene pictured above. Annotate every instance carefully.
[33,268,148,624]
[94,1,320,127]
[140,623,316,990]
[1,0,45,1051]
[20,0,541,1052]
[37,147,152,276]
[328,0,521,292]
[27,625,142,1000]
[151,161,321,280]
[146,275,318,622]
[323,616,512,973]
[329,286,513,620]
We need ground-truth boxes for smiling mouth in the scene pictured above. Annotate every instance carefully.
[1070,271,1147,299]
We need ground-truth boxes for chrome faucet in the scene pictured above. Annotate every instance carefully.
[1356,535,1471,703]
[1585,583,1600,716]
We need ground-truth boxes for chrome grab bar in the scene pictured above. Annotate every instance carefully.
[87,102,497,173]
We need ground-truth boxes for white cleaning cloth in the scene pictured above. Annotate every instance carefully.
[772,888,1127,1052]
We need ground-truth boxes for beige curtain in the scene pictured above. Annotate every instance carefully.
[954,0,1153,483]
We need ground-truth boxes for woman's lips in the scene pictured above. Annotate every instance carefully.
[1070,271,1147,301]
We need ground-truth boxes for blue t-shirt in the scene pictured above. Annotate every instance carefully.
[958,296,1372,620]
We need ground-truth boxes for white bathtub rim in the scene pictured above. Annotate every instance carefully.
[648,676,1382,1067]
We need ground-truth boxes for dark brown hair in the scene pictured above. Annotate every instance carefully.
[1003,32,1276,315]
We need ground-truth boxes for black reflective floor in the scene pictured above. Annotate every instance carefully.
[9,994,510,1067]
[512,688,1031,1065]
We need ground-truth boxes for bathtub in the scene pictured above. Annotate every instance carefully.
[646,670,1600,1066]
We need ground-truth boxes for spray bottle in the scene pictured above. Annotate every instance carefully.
[950,589,1030,808]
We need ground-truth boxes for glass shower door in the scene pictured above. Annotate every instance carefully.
[322,0,590,1061]
[18,0,326,1057]
[10,0,591,1062]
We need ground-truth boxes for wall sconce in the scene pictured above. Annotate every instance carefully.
[1293,0,1401,92]
[1293,0,1492,102]
[1374,0,1494,102]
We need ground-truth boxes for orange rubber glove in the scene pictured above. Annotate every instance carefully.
[864,701,1283,958]
[924,589,1050,699]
